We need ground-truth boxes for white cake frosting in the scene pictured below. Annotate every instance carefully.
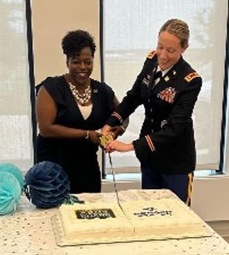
[121,200,204,239]
[58,198,205,244]
[59,202,133,242]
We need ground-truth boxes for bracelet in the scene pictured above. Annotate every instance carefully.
[85,130,90,139]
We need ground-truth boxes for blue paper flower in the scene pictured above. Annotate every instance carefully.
[24,161,70,209]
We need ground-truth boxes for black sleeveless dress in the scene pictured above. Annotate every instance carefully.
[35,76,115,194]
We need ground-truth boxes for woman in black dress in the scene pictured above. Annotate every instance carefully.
[35,30,126,193]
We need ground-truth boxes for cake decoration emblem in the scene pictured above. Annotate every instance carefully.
[75,209,116,219]
[133,207,172,217]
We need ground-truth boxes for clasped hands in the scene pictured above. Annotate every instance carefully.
[87,125,123,150]
[100,125,134,153]
[99,124,123,153]
[88,125,133,153]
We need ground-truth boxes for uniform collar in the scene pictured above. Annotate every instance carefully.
[156,65,172,77]
[158,56,185,81]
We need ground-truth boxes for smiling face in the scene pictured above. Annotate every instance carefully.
[67,46,94,86]
[156,31,188,71]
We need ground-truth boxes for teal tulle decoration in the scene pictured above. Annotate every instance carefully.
[0,163,24,191]
[0,171,21,215]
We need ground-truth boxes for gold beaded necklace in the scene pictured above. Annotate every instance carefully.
[65,74,92,106]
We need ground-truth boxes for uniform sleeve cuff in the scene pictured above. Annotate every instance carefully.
[133,137,151,164]
[106,114,122,126]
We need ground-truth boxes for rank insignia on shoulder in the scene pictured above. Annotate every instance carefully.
[184,72,200,83]
[147,50,156,59]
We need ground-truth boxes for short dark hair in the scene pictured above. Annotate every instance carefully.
[61,30,96,58]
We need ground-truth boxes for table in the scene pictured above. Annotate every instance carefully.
[1,189,229,255]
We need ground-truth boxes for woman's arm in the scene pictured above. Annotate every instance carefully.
[113,95,129,130]
[102,95,129,138]
[36,86,101,143]
[106,140,134,153]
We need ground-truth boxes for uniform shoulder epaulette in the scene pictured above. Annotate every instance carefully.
[147,50,156,59]
[184,72,200,83]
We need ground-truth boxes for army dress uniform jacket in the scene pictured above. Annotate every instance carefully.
[106,52,202,174]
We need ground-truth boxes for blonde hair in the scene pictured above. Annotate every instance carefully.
[159,19,189,48]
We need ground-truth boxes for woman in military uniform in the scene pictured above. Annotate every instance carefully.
[103,19,202,205]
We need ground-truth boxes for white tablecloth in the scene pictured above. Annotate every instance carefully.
[1,189,229,255]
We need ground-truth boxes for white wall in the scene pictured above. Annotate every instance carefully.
[192,176,229,221]
[32,0,100,84]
